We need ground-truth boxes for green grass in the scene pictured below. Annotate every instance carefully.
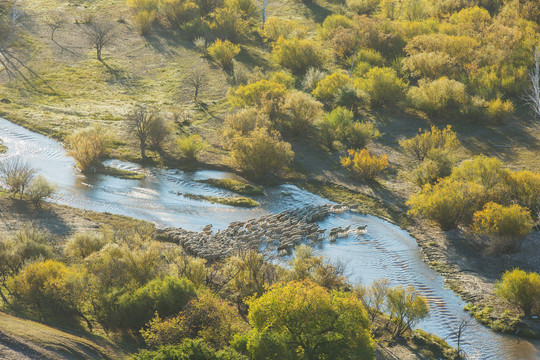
[99,166,146,180]
[180,193,259,207]
[0,142,6,154]
[198,178,264,195]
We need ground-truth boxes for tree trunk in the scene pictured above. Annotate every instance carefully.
[96,47,102,61]
[141,142,146,159]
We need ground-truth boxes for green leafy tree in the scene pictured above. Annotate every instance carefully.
[386,285,429,337]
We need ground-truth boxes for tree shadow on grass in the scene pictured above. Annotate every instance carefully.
[303,1,333,23]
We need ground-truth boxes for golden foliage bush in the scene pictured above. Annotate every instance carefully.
[208,39,240,70]
[65,126,109,172]
[341,149,389,180]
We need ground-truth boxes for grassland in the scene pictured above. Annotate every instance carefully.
[198,178,264,195]
[181,193,260,207]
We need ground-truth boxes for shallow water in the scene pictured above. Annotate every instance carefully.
[0,117,539,359]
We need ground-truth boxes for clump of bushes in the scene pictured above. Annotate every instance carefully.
[407,77,468,117]
[473,202,534,252]
[229,79,287,115]
[317,107,380,149]
[272,37,326,75]
[312,72,351,104]
[66,125,109,172]
[341,149,389,180]
[261,17,307,42]
[208,39,240,70]
[177,134,207,161]
[223,108,271,140]
[27,176,57,207]
[280,91,324,136]
[495,269,540,317]
[356,67,407,106]
[230,127,294,179]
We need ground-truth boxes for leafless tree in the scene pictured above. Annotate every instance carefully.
[261,0,269,30]
[526,46,540,119]
[127,105,165,159]
[0,158,36,199]
[82,20,115,61]
[186,69,208,103]
[449,317,473,359]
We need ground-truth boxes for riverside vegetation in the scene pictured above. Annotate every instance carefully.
[1,0,540,358]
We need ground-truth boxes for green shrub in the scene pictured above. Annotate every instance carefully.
[208,39,241,70]
[176,134,207,161]
[345,122,381,149]
[312,72,351,104]
[450,155,508,191]
[402,52,456,79]
[302,67,328,92]
[161,0,198,27]
[268,71,295,89]
[272,37,325,75]
[411,159,441,187]
[134,10,156,35]
[473,202,534,251]
[341,149,389,180]
[506,171,540,211]
[319,14,354,41]
[334,86,371,114]
[356,67,407,107]
[280,91,324,136]
[225,0,259,19]
[0,158,36,199]
[406,77,468,117]
[133,339,245,360]
[495,269,540,317]
[316,107,354,149]
[230,127,294,179]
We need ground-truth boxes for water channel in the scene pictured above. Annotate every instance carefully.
[0,117,539,359]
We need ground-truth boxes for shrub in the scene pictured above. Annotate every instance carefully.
[272,37,325,75]
[406,77,468,117]
[208,39,241,70]
[133,339,245,360]
[483,98,514,124]
[316,107,354,149]
[225,0,259,19]
[495,269,540,317]
[335,86,370,114]
[244,280,375,360]
[312,72,351,104]
[402,52,456,79]
[134,10,156,35]
[27,176,56,207]
[450,155,508,191]
[361,278,390,321]
[223,108,271,140]
[10,260,87,321]
[506,171,540,212]
[280,91,324,136]
[319,14,354,41]
[176,134,207,161]
[161,0,198,27]
[0,158,36,199]
[407,178,485,230]
[268,71,295,89]
[261,18,307,42]
[230,127,294,178]
[302,67,327,92]
[341,149,389,180]
[104,276,196,331]
[194,36,207,55]
[229,79,287,116]
[346,0,381,15]
[65,232,108,260]
[386,285,429,337]
[357,67,407,107]
[399,125,460,161]
[209,7,250,42]
[345,122,381,149]
[411,159,445,187]
[473,202,534,251]
[66,125,109,172]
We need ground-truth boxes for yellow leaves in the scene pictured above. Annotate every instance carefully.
[472,202,534,240]
[340,149,388,180]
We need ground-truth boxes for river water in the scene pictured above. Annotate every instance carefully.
[0,117,539,359]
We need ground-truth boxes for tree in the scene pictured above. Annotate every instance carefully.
[186,68,208,103]
[82,20,115,61]
[133,339,245,360]
[495,269,540,317]
[0,158,36,199]
[127,105,165,159]
[242,279,376,360]
[526,47,540,119]
[386,285,429,337]
[362,278,390,321]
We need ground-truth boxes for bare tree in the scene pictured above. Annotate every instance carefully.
[261,0,269,30]
[186,69,208,103]
[0,158,36,199]
[526,46,540,119]
[127,105,164,159]
[82,20,115,61]
[449,317,473,359]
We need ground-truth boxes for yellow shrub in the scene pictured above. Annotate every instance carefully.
[399,125,460,161]
[65,126,109,172]
[341,149,388,180]
[484,98,514,124]
[161,0,198,27]
[312,72,351,104]
[356,67,407,106]
[207,39,240,70]
[262,18,307,42]
[506,170,540,211]
[495,269,540,316]
[272,37,326,75]
[406,77,468,117]
[134,10,156,35]
[473,202,534,241]
[176,134,207,160]
[229,79,287,115]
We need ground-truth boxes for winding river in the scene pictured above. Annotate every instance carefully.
[0,117,539,359]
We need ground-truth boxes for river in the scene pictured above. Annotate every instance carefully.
[0,117,539,359]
